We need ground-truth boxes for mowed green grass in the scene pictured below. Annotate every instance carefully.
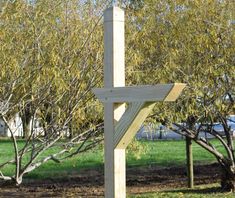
[1,139,231,197]
[0,138,224,179]
[129,184,235,198]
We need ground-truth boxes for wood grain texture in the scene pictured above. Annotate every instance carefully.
[164,83,186,101]
[103,6,126,198]
[93,83,186,103]
[104,7,125,88]
[114,102,156,149]
[95,6,187,198]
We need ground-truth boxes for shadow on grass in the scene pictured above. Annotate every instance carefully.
[164,186,223,194]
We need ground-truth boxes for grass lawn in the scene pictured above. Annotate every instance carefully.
[126,140,221,167]
[129,184,235,198]
[0,138,224,179]
[1,139,233,197]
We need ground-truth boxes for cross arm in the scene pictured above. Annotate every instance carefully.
[92,83,186,103]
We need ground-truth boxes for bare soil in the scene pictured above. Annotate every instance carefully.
[0,163,221,197]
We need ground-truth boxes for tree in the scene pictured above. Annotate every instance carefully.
[0,0,109,185]
[124,0,235,191]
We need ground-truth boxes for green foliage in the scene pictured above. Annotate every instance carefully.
[125,0,234,122]
[0,139,222,179]
[0,0,109,184]
[0,0,234,185]
[124,1,235,188]
[0,0,104,134]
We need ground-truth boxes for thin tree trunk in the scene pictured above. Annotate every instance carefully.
[21,118,30,139]
[186,118,195,189]
[20,104,32,139]
[186,136,194,188]
[69,120,73,139]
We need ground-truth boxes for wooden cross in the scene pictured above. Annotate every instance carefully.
[92,7,186,198]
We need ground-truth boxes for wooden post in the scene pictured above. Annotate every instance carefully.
[186,136,194,188]
[93,6,186,197]
[104,7,126,198]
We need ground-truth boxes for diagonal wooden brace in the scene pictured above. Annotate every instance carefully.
[114,102,156,149]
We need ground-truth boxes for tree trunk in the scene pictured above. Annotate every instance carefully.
[186,136,194,188]
[221,168,235,191]
[69,121,73,139]
[20,103,32,139]
[21,119,30,139]
[186,117,195,189]
[14,175,23,186]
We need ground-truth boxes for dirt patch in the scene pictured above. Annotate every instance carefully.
[0,163,221,197]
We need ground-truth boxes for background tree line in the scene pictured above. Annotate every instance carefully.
[124,0,235,190]
[0,0,234,190]
[0,0,108,185]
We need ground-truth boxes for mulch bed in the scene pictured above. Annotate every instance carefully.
[0,163,221,197]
